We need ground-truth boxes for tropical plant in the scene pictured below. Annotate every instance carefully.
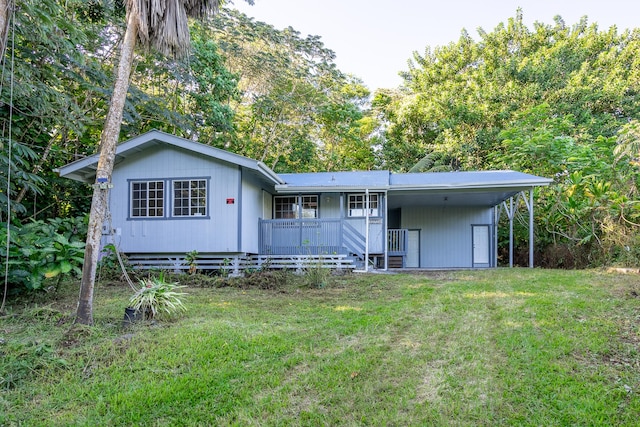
[185,250,198,275]
[615,119,640,165]
[129,273,186,320]
[0,217,87,301]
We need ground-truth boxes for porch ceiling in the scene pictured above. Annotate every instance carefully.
[386,188,523,209]
[386,170,552,209]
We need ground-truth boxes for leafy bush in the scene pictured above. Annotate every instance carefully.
[0,216,87,294]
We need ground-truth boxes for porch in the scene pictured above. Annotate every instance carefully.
[258,218,408,269]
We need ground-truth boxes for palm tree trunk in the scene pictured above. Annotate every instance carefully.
[0,0,11,62]
[75,11,139,325]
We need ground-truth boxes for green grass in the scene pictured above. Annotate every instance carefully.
[2,269,640,426]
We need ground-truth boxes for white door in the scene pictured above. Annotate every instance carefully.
[472,225,490,266]
[406,230,420,268]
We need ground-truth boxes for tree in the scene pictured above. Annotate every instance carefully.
[210,9,373,172]
[0,0,10,60]
[615,119,640,166]
[380,11,640,266]
[76,0,232,325]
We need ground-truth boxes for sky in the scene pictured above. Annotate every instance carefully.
[232,0,640,91]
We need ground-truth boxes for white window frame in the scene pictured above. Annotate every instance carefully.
[173,179,207,217]
[274,195,318,219]
[348,193,379,217]
[130,180,165,218]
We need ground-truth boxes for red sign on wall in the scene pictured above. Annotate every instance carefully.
[226,198,235,204]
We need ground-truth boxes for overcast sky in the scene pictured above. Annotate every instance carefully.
[232,0,640,91]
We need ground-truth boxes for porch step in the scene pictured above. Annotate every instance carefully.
[387,256,404,269]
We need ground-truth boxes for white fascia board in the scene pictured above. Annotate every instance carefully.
[389,179,552,192]
[274,185,390,193]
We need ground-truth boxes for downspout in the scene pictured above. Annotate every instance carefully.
[364,189,370,272]
[297,194,302,254]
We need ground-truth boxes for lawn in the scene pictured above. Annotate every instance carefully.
[2,269,640,426]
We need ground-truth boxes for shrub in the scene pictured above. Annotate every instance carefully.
[129,274,187,320]
[0,216,87,294]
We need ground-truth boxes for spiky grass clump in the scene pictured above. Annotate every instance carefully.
[129,275,186,320]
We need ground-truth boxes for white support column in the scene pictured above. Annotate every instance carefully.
[520,189,535,268]
[383,191,388,271]
[494,206,498,268]
[510,197,514,268]
[364,189,370,272]
[529,188,534,268]
[502,197,515,268]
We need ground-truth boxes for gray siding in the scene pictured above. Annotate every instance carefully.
[319,193,340,218]
[262,190,273,220]
[401,206,493,268]
[110,146,242,254]
[241,173,269,253]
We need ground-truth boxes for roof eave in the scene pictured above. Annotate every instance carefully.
[274,185,390,193]
[388,180,552,192]
[257,162,285,185]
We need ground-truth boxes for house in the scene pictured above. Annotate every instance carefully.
[56,130,552,272]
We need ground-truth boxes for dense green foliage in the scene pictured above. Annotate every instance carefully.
[210,9,375,172]
[0,216,86,294]
[380,11,640,266]
[2,270,640,424]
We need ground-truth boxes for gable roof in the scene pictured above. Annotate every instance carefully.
[55,130,284,185]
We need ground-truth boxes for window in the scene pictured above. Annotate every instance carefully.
[173,179,207,217]
[300,195,318,218]
[348,193,379,217]
[131,181,164,217]
[274,195,318,219]
[275,196,297,219]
